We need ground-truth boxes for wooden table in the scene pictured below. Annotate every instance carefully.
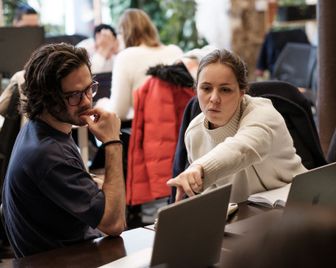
[11,203,270,268]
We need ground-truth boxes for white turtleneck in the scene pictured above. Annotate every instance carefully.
[185,95,307,202]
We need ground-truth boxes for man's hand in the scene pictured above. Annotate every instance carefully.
[167,164,204,202]
[95,29,119,59]
[80,108,120,143]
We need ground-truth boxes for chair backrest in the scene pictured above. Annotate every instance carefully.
[0,84,21,196]
[256,28,310,74]
[93,72,112,102]
[272,42,317,89]
[44,34,88,46]
[249,81,326,169]
[327,128,336,163]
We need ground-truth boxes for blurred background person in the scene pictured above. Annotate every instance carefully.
[12,3,39,27]
[77,24,119,74]
[97,8,183,124]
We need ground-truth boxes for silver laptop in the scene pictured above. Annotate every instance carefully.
[286,162,336,208]
[150,184,231,268]
[225,162,336,236]
[100,184,232,268]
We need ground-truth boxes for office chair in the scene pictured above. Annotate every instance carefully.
[93,72,112,103]
[44,34,88,46]
[256,28,310,75]
[272,42,317,90]
[327,128,336,163]
[249,80,326,169]
[169,81,327,203]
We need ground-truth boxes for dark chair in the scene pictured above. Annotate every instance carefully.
[170,81,327,203]
[44,34,88,46]
[93,72,112,103]
[256,28,310,75]
[249,81,326,169]
[327,128,336,163]
[272,42,317,90]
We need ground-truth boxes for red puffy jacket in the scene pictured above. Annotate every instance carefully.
[127,72,194,205]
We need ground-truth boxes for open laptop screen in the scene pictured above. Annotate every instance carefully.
[151,184,232,268]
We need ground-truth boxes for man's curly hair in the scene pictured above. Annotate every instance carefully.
[21,42,91,119]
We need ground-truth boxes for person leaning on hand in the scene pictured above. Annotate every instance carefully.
[167,49,306,203]
[2,43,126,258]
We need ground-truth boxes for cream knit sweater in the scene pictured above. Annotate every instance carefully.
[185,95,307,202]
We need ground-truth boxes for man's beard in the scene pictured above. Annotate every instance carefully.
[48,104,91,126]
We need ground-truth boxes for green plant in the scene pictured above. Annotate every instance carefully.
[108,0,207,51]
[3,0,26,25]
[278,0,306,6]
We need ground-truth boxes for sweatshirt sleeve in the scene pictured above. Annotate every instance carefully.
[192,102,282,187]
[110,52,134,120]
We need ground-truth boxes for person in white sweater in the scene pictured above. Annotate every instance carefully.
[97,8,183,121]
[76,24,119,74]
[167,49,307,203]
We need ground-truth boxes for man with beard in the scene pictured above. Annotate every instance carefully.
[1,43,126,258]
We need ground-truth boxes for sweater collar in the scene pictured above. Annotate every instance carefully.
[203,97,244,142]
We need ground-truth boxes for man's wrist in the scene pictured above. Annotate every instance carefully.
[102,139,123,148]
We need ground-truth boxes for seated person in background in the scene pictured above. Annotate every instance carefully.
[77,24,119,74]
[97,8,183,122]
[12,3,39,27]
[167,49,307,202]
[180,45,217,80]
[0,71,25,118]
[2,43,126,257]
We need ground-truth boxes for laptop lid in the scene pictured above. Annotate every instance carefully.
[286,162,336,208]
[150,184,232,268]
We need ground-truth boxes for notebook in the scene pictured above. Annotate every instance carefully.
[226,162,336,236]
[247,183,291,208]
[100,184,232,268]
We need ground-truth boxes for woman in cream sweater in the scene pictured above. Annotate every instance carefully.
[168,49,306,203]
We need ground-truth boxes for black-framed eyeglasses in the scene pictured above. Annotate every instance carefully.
[63,80,98,106]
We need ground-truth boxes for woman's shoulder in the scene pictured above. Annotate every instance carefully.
[243,95,276,112]
[241,95,283,123]
[186,113,205,135]
[164,44,183,53]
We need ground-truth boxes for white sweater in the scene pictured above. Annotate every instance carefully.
[185,95,307,202]
[109,44,183,120]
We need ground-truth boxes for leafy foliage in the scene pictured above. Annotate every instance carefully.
[108,0,207,51]
[3,0,26,25]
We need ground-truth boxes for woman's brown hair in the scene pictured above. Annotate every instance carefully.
[118,8,161,48]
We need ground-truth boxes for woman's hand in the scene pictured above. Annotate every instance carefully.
[167,164,204,202]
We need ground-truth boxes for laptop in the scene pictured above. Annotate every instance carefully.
[225,162,336,236]
[100,184,232,268]
[286,162,336,208]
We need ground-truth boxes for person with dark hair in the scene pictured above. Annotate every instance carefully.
[167,49,306,202]
[2,43,126,257]
[77,23,119,74]
[13,3,39,27]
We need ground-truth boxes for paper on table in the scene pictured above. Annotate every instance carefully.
[247,183,291,208]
